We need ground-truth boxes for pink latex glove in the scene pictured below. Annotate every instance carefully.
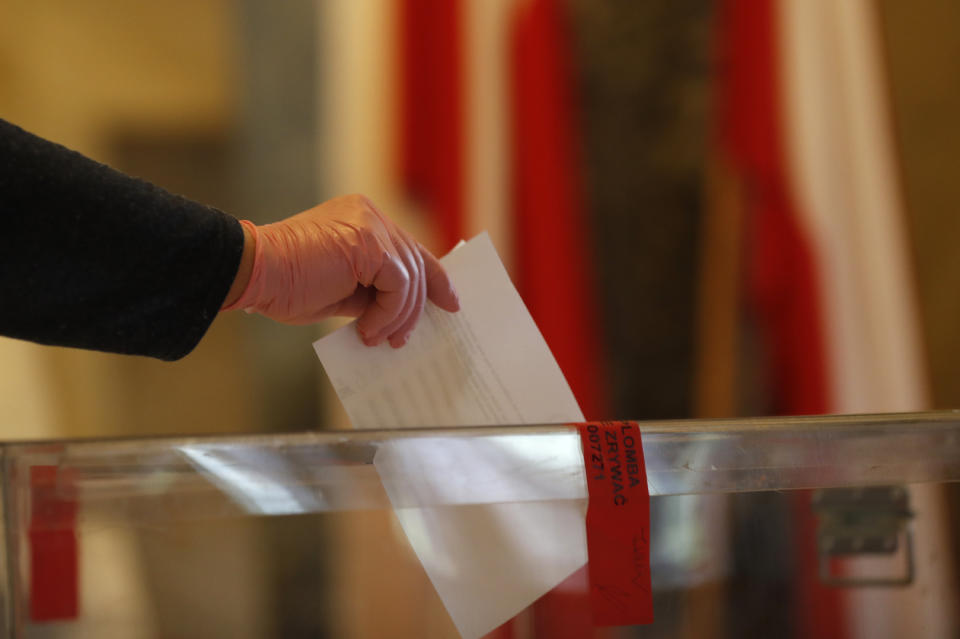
[223,194,460,347]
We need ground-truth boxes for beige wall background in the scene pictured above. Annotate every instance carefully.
[879,0,960,410]
[0,0,255,441]
[0,4,286,637]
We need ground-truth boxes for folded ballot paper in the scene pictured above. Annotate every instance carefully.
[313,232,588,639]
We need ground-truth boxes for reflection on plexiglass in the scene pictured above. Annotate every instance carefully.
[3,411,960,638]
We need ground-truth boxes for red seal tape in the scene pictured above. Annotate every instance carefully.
[577,421,653,626]
[29,466,78,622]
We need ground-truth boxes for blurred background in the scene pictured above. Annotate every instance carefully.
[1,0,960,637]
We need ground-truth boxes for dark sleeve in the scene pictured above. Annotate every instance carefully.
[0,118,245,360]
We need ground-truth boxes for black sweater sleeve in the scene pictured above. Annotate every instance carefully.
[0,118,245,360]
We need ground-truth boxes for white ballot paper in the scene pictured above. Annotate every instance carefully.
[314,233,588,638]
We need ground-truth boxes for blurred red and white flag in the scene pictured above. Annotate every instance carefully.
[319,0,605,419]
[319,0,608,637]
[394,0,606,422]
[716,0,957,637]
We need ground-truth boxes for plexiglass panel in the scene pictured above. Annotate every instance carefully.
[3,411,960,638]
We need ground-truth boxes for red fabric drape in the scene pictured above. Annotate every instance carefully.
[715,1,844,637]
[509,0,607,422]
[398,0,609,635]
[397,0,465,252]
[398,0,607,422]
[717,0,830,417]
[511,1,609,636]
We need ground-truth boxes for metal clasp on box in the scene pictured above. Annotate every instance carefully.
[813,485,914,587]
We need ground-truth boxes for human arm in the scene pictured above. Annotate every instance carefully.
[0,118,458,359]
[0,117,244,360]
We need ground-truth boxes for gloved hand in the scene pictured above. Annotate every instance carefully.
[223,194,460,347]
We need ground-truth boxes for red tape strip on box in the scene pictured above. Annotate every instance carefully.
[577,421,653,626]
[29,466,78,622]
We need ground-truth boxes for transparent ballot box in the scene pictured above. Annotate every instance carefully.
[2,411,960,638]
